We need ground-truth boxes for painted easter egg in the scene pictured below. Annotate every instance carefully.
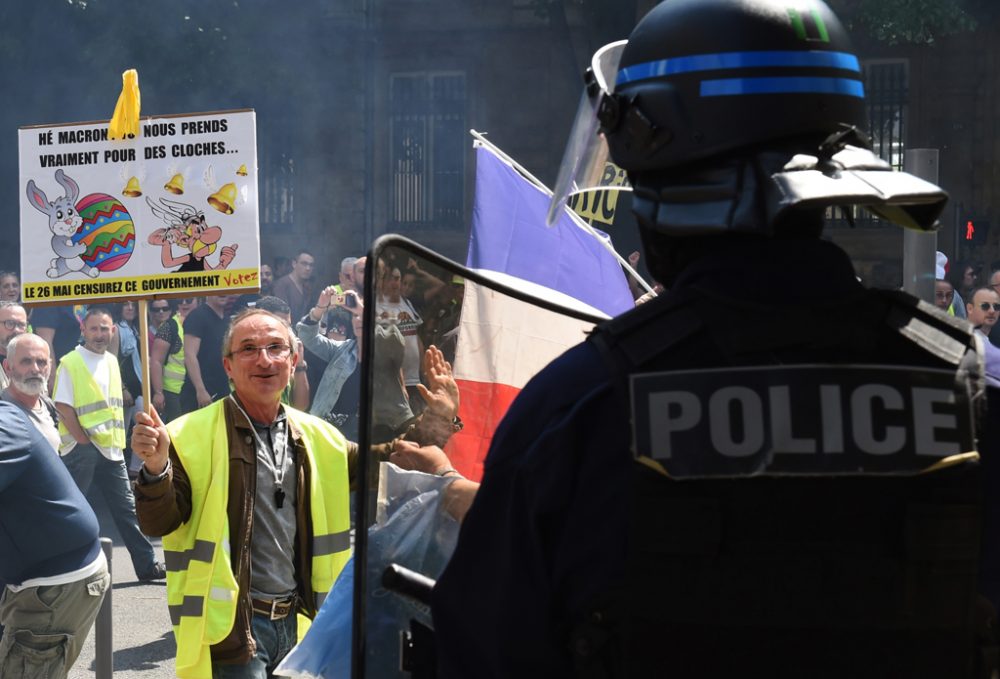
[72,193,135,272]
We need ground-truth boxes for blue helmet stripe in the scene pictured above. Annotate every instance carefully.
[700,76,864,98]
[616,50,860,86]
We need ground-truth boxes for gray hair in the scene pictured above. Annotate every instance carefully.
[221,308,297,362]
[340,257,358,274]
[0,301,25,312]
[6,332,49,362]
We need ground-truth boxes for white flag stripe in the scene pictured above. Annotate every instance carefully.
[453,279,597,387]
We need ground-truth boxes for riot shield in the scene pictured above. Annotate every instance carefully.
[350,235,606,679]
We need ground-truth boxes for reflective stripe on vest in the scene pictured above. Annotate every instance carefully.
[163,315,186,394]
[56,350,126,453]
[164,400,351,678]
[286,407,352,603]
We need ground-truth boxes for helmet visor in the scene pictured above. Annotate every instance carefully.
[547,41,631,225]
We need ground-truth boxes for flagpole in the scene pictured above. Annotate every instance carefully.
[470,130,550,193]
[469,130,655,297]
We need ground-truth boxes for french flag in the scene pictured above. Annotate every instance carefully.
[444,145,633,481]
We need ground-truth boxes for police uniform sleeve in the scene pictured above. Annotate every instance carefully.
[133,443,193,536]
[432,343,631,678]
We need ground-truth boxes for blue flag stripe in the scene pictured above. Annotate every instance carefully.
[616,50,860,86]
[467,147,634,318]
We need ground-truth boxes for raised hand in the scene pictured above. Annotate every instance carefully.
[416,344,459,420]
[132,406,171,475]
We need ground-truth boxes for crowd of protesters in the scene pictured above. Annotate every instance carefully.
[0,246,475,676]
[6,240,1000,676]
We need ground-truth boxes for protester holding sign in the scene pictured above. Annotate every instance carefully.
[132,308,351,678]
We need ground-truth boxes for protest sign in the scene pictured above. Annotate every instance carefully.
[567,160,629,226]
[18,109,259,304]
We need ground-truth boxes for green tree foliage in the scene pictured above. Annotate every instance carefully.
[801,0,978,46]
[536,0,981,48]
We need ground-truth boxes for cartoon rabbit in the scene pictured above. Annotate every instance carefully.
[26,169,99,279]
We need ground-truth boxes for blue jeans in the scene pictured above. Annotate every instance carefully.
[212,613,297,678]
[60,444,159,578]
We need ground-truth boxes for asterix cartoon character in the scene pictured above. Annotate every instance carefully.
[145,197,238,272]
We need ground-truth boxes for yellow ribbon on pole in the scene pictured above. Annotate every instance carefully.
[109,69,141,140]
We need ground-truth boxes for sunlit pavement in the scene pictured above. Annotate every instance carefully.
[68,491,176,679]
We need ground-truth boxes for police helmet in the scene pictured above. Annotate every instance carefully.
[548,0,947,235]
[606,0,865,172]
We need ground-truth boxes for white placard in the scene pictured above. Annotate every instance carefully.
[18,109,260,304]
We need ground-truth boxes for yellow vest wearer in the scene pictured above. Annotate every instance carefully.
[163,399,351,679]
[163,314,186,394]
[55,350,126,453]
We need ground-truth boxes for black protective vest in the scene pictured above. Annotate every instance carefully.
[579,284,995,679]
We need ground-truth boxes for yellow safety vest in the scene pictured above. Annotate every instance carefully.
[163,315,186,394]
[164,400,351,679]
[56,350,126,453]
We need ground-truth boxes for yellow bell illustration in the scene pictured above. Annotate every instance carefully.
[164,174,185,195]
[122,176,142,197]
[236,164,248,176]
[208,183,237,215]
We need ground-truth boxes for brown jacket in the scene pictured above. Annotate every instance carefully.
[134,398,336,666]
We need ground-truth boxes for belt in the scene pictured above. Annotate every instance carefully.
[251,595,296,620]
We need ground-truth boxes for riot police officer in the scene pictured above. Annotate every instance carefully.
[431,0,993,677]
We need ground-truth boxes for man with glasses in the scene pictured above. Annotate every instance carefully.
[967,287,1000,335]
[0,302,28,390]
[131,308,350,678]
[984,269,1000,347]
[966,286,1000,386]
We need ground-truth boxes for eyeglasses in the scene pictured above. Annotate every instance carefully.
[229,343,292,361]
[150,306,171,313]
[2,320,27,331]
[978,303,1000,312]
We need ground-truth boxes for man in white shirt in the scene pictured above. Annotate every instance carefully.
[1,333,60,452]
[53,307,164,582]
[376,265,424,414]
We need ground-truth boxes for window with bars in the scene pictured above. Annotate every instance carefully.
[259,122,295,230]
[865,60,908,171]
[389,72,466,229]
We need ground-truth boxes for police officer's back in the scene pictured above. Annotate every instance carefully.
[431,1,992,677]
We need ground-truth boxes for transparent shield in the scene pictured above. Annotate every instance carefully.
[547,40,630,226]
[351,236,604,679]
